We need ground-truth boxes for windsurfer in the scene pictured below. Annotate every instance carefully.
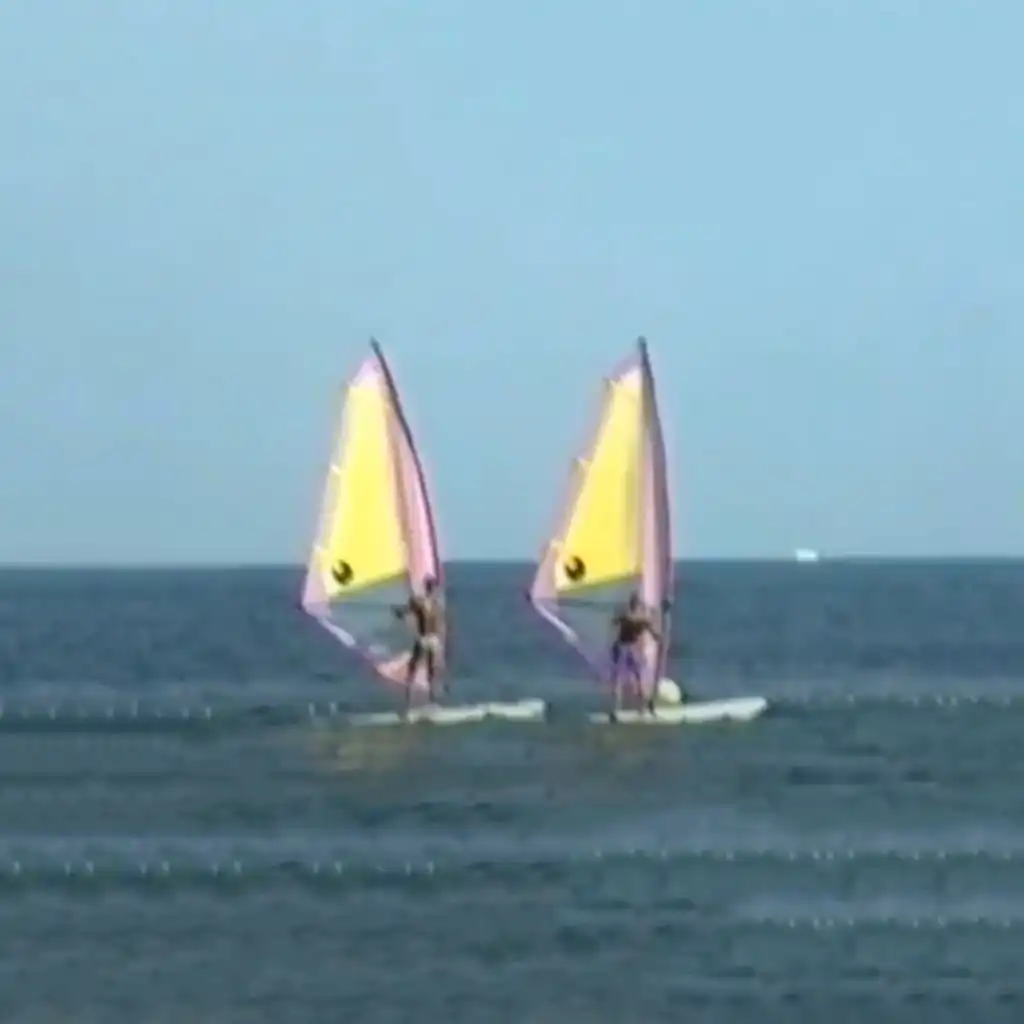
[609,593,660,714]
[394,575,444,706]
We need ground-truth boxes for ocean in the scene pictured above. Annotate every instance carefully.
[1,560,1022,1022]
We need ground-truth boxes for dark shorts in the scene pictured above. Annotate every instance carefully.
[610,642,643,680]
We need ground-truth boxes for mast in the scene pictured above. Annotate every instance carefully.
[369,337,444,593]
[638,336,673,683]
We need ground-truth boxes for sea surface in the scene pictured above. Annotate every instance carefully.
[1,560,1024,1022]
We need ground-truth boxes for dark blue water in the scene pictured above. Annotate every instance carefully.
[2,561,1023,1022]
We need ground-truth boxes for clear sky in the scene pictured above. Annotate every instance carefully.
[2,0,1023,564]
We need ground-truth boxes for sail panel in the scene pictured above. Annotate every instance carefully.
[555,365,643,595]
[320,359,406,597]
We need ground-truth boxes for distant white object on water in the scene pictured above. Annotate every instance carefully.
[794,548,820,562]
[655,678,682,705]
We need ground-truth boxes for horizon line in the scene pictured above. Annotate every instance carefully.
[2,554,1024,572]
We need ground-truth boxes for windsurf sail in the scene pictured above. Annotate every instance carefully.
[529,336,673,700]
[301,339,444,693]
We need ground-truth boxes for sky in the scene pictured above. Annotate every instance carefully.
[1,0,1023,564]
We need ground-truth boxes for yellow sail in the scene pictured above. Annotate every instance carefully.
[302,343,447,696]
[313,365,406,598]
[529,339,671,698]
[554,365,644,593]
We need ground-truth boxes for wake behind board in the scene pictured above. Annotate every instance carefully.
[588,696,768,725]
[348,699,547,727]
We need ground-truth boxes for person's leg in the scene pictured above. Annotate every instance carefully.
[626,647,653,713]
[626,649,646,711]
[643,677,656,714]
[425,638,438,701]
[610,643,623,719]
[404,642,423,711]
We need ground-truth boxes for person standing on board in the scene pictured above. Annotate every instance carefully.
[609,593,661,716]
[394,575,445,709]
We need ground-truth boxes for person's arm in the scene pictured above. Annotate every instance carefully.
[393,597,412,619]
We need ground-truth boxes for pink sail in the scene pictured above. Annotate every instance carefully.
[301,339,444,694]
[528,337,672,700]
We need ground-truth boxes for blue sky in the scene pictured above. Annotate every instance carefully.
[2,0,1023,564]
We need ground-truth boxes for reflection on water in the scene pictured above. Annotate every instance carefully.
[307,720,425,774]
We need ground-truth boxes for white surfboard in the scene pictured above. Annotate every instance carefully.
[347,699,547,727]
[588,696,768,725]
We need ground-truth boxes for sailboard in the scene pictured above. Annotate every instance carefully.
[528,336,767,726]
[301,339,545,726]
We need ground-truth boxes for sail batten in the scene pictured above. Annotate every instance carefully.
[529,337,672,699]
[301,340,444,693]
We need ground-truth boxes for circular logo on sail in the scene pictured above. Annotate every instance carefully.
[331,560,354,586]
[564,555,586,582]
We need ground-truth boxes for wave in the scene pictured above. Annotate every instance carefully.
[2,833,1024,869]
[0,857,1021,929]
[0,690,1022,733]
